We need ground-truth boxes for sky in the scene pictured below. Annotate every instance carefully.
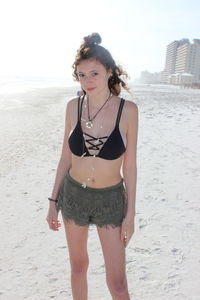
[0,0,199,82]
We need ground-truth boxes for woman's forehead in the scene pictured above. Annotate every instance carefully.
[77,59,105,73]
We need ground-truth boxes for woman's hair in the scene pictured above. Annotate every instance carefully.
[72,33,129,96]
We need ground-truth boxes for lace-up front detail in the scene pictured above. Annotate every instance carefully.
[83,132,108,151]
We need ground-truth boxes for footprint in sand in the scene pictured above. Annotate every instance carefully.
[49,277,58,283]
[138,218,147,230]
[171,248,179,254]
[139,273,150,281]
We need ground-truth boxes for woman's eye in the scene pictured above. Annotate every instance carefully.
[78,72,98,79]
[91,72,98,77]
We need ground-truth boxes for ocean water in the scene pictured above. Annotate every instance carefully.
[0,75,76,95]
[0,75,79,110]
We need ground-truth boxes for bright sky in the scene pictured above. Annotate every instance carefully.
[0,0,199,81]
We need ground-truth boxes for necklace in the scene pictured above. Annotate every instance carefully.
[81,97,109,188]
[81,153,96,188]
[86,93,112,128]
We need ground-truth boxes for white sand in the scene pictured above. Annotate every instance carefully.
[0,84,200,300]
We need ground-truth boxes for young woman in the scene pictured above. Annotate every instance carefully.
[46,33,138,300]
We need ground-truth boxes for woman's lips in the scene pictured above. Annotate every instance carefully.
[87,87,96,92]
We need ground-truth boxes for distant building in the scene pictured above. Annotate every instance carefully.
[163,39,189,82]
[140,70,163,84]
[169,73,194,85]
[163,38,200,84]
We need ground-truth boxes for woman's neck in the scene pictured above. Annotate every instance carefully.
[86,89,111,108]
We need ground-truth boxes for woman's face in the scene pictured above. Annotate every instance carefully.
[76,59,112,96]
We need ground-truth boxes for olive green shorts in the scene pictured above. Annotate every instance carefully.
[56,170,128,228]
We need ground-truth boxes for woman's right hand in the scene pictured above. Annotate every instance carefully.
[46,203,61,231]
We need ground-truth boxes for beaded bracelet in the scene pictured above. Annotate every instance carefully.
[48,197,58,203]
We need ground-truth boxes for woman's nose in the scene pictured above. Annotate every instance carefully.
[84,75,94,83]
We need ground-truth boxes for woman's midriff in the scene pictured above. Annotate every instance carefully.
[69,155,124,188]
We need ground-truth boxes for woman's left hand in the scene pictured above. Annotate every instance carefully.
[121,216,135,247]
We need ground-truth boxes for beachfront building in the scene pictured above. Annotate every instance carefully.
[163,39,189,83]
[163,38,200,84]
[175,42,190,74]
[169,73,194,85]
[139,70,164,84]
[189,39,200,83]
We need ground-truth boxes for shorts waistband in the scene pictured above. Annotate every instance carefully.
[66,170,124,192]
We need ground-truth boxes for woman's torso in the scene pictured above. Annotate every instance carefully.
[68,95,128,188]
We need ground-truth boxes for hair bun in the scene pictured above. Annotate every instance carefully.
[83,32,102,46]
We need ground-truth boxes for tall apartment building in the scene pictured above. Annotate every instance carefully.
[163,39,189,82]
[163,38,200,83]
[189,40,200,82]
[175,42,190,74]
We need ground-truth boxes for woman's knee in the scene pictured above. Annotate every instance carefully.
[71,257,89,275]
[107,276,128,296]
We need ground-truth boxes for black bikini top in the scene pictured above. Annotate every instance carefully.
[68,96,126,160]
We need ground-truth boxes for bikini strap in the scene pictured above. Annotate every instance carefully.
[78,95,85,121]
[115,98,125,126]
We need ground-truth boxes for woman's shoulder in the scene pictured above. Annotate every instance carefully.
[64,97,79,120]
[67,96,79,106]
[122,98,138,116]
[120,98,138,131]
[65,96,79,113]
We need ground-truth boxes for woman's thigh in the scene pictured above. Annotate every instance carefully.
[62,215,89,265]
[96,225,126,279]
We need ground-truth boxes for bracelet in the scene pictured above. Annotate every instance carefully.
[48,197,58,203]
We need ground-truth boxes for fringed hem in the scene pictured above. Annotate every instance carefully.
[61,211,125,229]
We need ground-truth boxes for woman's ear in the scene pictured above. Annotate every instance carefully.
[107,67,113,77]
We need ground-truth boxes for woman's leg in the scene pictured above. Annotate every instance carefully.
[97,225,130,300]
[62,217,89,300]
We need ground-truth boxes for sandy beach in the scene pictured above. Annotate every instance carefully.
[0,83,200,300]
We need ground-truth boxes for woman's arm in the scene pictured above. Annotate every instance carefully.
[122,101,138,219]
[121,101,138,246]
[50,99,74,201]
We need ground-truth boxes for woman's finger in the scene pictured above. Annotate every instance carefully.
[51,219,61,231]
[123,231,128,247]
[120,225,128,247]
[121,220,127,240]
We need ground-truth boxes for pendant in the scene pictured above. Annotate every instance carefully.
[86,121,93,128]
[82,182,86,188]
